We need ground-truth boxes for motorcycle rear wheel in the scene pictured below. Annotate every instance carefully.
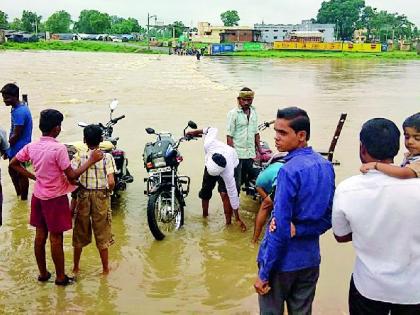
[147,189,184,240]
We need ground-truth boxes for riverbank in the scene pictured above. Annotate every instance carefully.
[1,41,419,59]
[227,50,420,60]
[0,41,161,54]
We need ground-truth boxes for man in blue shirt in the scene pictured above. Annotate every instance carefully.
[254,107,335,315]
[1,83,33,200]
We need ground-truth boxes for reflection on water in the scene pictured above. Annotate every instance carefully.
[0,51,419,314]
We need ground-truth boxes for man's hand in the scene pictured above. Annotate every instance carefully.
[254,277,271,295]
[89,149,104,164]
[268,218,296,237]
[360,162,376,174]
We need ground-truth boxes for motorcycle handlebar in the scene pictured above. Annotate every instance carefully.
[111,115,125,124]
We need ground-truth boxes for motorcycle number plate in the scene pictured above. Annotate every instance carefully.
[150,166,171,174]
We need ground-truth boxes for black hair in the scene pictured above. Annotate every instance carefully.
[360,118,400,160]
[402,112,420,132]
[277,107,311,140]
[212,153,227,168]
[1,83,19,97]
[84,124,103,146]
[240,87,253,92]
[39,109,64,134]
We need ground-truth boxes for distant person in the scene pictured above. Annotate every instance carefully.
[0,126,9,227]
[71,124,116,275]
[186,126,246,231]
[254,107,334,315]
[196,49,201,60]
[10,109,103,286]
[361,112,420,179]
[1,83,32,200]
[333,118,420,314]
[227,87,262,194]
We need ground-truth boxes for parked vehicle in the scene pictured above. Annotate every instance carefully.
[143,121,198,240]
[243,113,347,200]
[66,99,133,198]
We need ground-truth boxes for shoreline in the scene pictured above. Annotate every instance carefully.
[1,41,419,60]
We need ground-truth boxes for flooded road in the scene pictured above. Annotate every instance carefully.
[0,51,419,314]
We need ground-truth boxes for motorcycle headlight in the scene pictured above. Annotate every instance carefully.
[153,157,166,168]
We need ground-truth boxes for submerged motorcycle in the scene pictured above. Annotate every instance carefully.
[143,121,198,240]
[66,99,133,198]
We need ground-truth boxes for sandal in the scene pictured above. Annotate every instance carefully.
[55,275,75,286]
[37,271,52,282]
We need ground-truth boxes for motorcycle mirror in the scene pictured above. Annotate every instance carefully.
[78,122,89,128]
[188,120,198,129]
[109,99,118,112]
[145,128,155,134]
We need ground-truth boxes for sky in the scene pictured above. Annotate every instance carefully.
[3,0,420,27]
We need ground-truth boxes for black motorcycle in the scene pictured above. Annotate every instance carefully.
[143,121,197,240]
[68,99,133,198]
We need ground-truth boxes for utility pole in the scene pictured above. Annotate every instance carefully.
[147,13,157,51]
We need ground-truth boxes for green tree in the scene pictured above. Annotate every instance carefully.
[74,10,111,34]
[220,10,240,27]
[316,0,365,40]
[110,16,141,34]
[45,10,72,33]
[21,10,42,33]
[9,18,22,30]
[0,10,8,29]
[168,20,186,37]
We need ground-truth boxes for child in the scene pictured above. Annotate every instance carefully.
[361,112,420,178]
[10,109,103,285]
[71,124,116,275]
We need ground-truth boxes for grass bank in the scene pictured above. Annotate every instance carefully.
[226,50,420,60]
[0,41,161,54]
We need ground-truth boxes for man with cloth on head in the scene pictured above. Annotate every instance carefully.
[227,87,262,194]
[187,126,246,231]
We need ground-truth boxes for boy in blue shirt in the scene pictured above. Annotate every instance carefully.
[1,83,33,200]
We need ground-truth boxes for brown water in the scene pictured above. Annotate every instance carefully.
[0,51,419,314]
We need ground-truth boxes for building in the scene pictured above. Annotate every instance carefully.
[289,31,324,42]
[191,22,260,43]
[255,20,336,43]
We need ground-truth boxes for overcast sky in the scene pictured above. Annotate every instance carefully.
[3,0,420,27]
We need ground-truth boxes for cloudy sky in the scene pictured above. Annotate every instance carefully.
[3,0,420,27]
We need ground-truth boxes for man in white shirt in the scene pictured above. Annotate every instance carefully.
[187,127,246,231]
[332,118,420,314]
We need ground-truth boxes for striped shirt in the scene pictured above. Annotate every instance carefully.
[71,149,116,189]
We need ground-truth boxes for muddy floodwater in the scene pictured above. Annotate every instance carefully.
[0,51,419,314]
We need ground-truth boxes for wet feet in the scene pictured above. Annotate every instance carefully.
[37,271,52,282]
[55,275,75,286]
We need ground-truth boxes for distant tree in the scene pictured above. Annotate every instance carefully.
[168,20,186,37]
[316,0,365,40]
[74,10,111,34]
[220,10,240,27]
[45,10,72,33]
[21,10,42,33]
[9,18,22,31]
[110,16,141,34]
[0,10,8,29]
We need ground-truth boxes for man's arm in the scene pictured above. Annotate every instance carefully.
[9,125,23,146]
[258,169,296,282]
[64,149,103,180]
[107,174,115,191]
[10,157,36,180]
[255,133,262,153]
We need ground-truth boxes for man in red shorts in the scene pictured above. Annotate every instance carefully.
[10,109,103,285]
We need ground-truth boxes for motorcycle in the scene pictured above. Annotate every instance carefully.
[66,99,133,198]
[143,121,198,240]
[242,113,348,200]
